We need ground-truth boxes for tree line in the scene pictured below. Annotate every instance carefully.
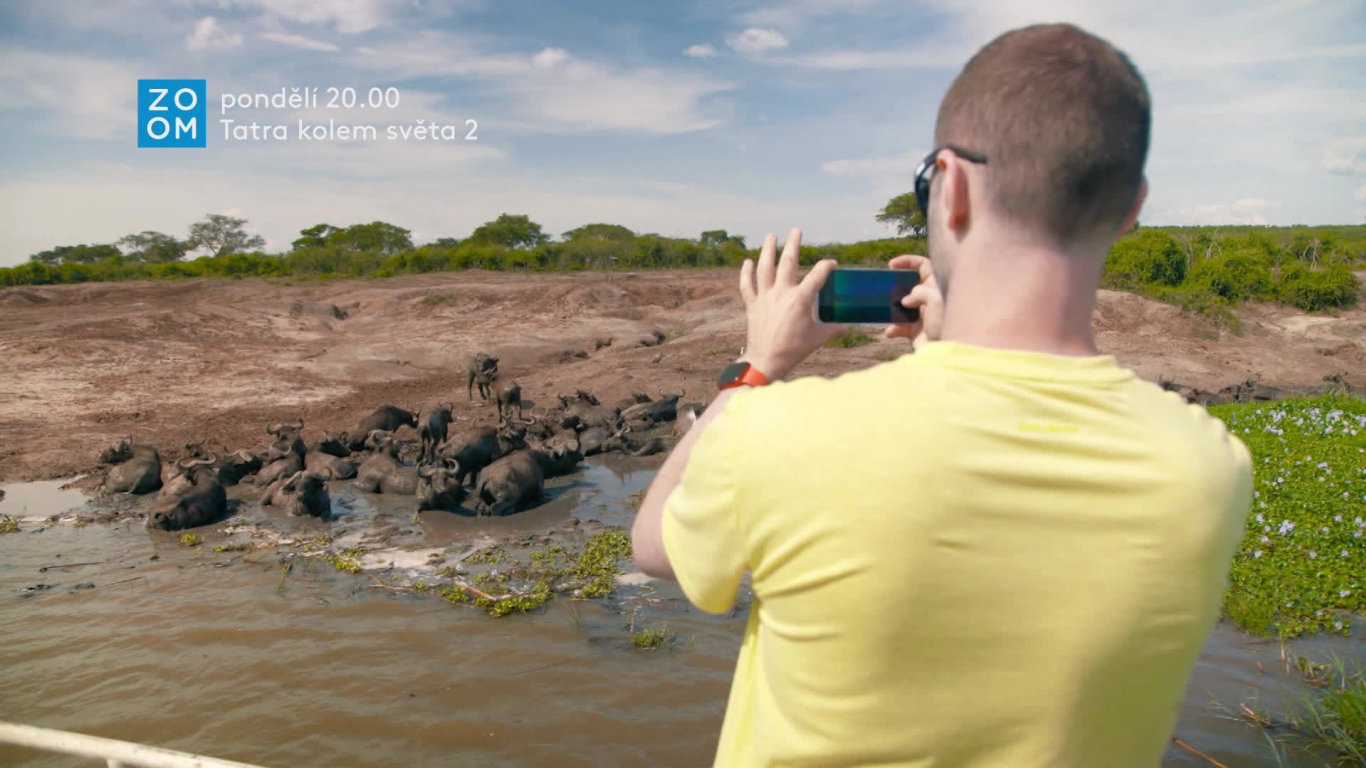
[3,206,1361,316]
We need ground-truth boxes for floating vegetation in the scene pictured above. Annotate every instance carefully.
[177,533,202,547]
[630,623,674,650]
[1211,396,1365,636]
[464,546,508,565]
[0,516,19,534]
[213,542,253,553]
[323,552,362,574]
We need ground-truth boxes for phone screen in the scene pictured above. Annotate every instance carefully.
[817,268,920,324]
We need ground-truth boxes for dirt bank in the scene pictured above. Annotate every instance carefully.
[1,269,1362,482]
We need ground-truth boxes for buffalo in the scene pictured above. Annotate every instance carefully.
[343,406,419,451]
[473,450,544,516]
[417,466,466,512]
[263,469,333,519]
[102,438,163,495]
[492,378,527,424]
[354,431,419,495]
[148,459,227,531]
[435,424,526,486]
[468,353,499,401]
[418,403,455,464]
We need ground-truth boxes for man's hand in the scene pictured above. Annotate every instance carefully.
[882,254,943,350]
[739,229,846,380]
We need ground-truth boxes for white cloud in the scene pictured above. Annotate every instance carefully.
[1169,198,1275,226]
[727,28,789,54]
[237,0,397,34]
[684,43,719,58]
[258,31,338,52]
[737,0,887,30]
[532,47,570,69]
[355,35,732,134]
[1355,184,1366,202]
[783,47,966,70]
[1323,136,1366,176]
[0,50,136,139]
[185,16,243,52]
[821,149,927,197]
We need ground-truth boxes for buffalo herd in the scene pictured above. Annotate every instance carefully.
[101,353,697,532]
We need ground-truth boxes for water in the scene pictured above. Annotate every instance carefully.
[1,465,1360,767]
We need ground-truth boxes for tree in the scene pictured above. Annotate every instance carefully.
[28,243,121,264]
[292,223,338,251]
[468,214,548,249]
[563,223,635,242]
[187,214,265,257]
[700,229,746,249]
[118,231,187,263]
[875,192,927,237]
[432,237,461,248]
[327,221,413,255]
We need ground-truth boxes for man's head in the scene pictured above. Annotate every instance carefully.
[924,24,1150,286]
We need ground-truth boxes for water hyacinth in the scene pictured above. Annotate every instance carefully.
[1211,396,1365,637]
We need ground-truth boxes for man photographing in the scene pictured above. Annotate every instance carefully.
[631,22,1253,768]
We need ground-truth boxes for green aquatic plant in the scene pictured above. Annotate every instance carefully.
[213,542,253,553]
[177,533,202,547]
[323,552,362,574]
[342,545,365,558]
[1210,396,1365,637]
[572,530,633,598]
[0,516,19,534]
[630,623,675,650]
[464,546,508,565]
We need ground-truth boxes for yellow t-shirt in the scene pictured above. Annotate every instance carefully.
[662,341,1252,768]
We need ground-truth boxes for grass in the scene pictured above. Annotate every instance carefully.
[1209,396,1365,637]
[1248,657,1366,766]
[825,328,876,348]
[323,552,362,574]
[0,516,19,534]
[177,533,202,547]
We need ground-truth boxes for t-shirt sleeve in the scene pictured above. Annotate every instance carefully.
[661,396,748,614]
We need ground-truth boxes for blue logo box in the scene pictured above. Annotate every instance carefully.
[138,79,207,148]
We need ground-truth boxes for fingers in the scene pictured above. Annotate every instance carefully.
[888,253,934,281]
[756,233,778,292]
[798,258,838,296]
[900,282,938,309]
[777,228,801,285]
[739,258,756,307]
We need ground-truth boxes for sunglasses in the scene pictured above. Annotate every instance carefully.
[913,145,989,216]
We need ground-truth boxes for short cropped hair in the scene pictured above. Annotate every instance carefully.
[935,24,1150,243]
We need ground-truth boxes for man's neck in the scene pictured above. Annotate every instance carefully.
[938,238,1103,357]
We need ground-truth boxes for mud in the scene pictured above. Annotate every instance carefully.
[1,270,1363,483]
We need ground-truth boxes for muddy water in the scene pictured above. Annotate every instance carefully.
[1,462,1360,768]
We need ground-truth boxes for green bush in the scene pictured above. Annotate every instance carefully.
[1277,262,1359,311]
[1103,229,1186,289]
[1186,250,1276,302]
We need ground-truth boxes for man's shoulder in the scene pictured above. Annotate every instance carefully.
[735,355,941,418]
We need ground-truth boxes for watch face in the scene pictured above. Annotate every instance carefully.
[718,361,750,386]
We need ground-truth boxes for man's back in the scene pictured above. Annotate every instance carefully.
[663,341,1252,766]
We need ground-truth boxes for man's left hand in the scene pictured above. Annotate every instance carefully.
[738,229,846,381]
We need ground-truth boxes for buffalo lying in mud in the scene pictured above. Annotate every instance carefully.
[263,469,333,519]
[436,424,527,487]
[418,404,455,465]
[468,353,499,401]
[148,459,227,531]
[473,450,544,516]
[101,438,163,495]
[342,406,418,451]
[355,431,419,495]
[621,393,683,429]
[417,466,465,512]
[303,432,358,480]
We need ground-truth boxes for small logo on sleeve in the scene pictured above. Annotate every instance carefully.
[138,79,207,148]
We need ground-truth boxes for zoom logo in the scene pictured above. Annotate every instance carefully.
[138,79,206,148]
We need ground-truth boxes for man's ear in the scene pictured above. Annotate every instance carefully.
[1116,177,1147,238]
[940,153,974,235]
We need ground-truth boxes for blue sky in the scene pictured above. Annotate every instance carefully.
[0,0,1363,265]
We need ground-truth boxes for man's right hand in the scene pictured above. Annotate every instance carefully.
[883,254,943,350]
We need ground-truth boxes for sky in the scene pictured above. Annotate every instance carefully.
[0,0,1364,266]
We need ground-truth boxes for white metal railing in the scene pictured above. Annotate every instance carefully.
[0,722,271,768]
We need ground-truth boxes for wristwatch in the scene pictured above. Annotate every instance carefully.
[717,361,772,390]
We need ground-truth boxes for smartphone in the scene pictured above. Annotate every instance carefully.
[817,267,921,324]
